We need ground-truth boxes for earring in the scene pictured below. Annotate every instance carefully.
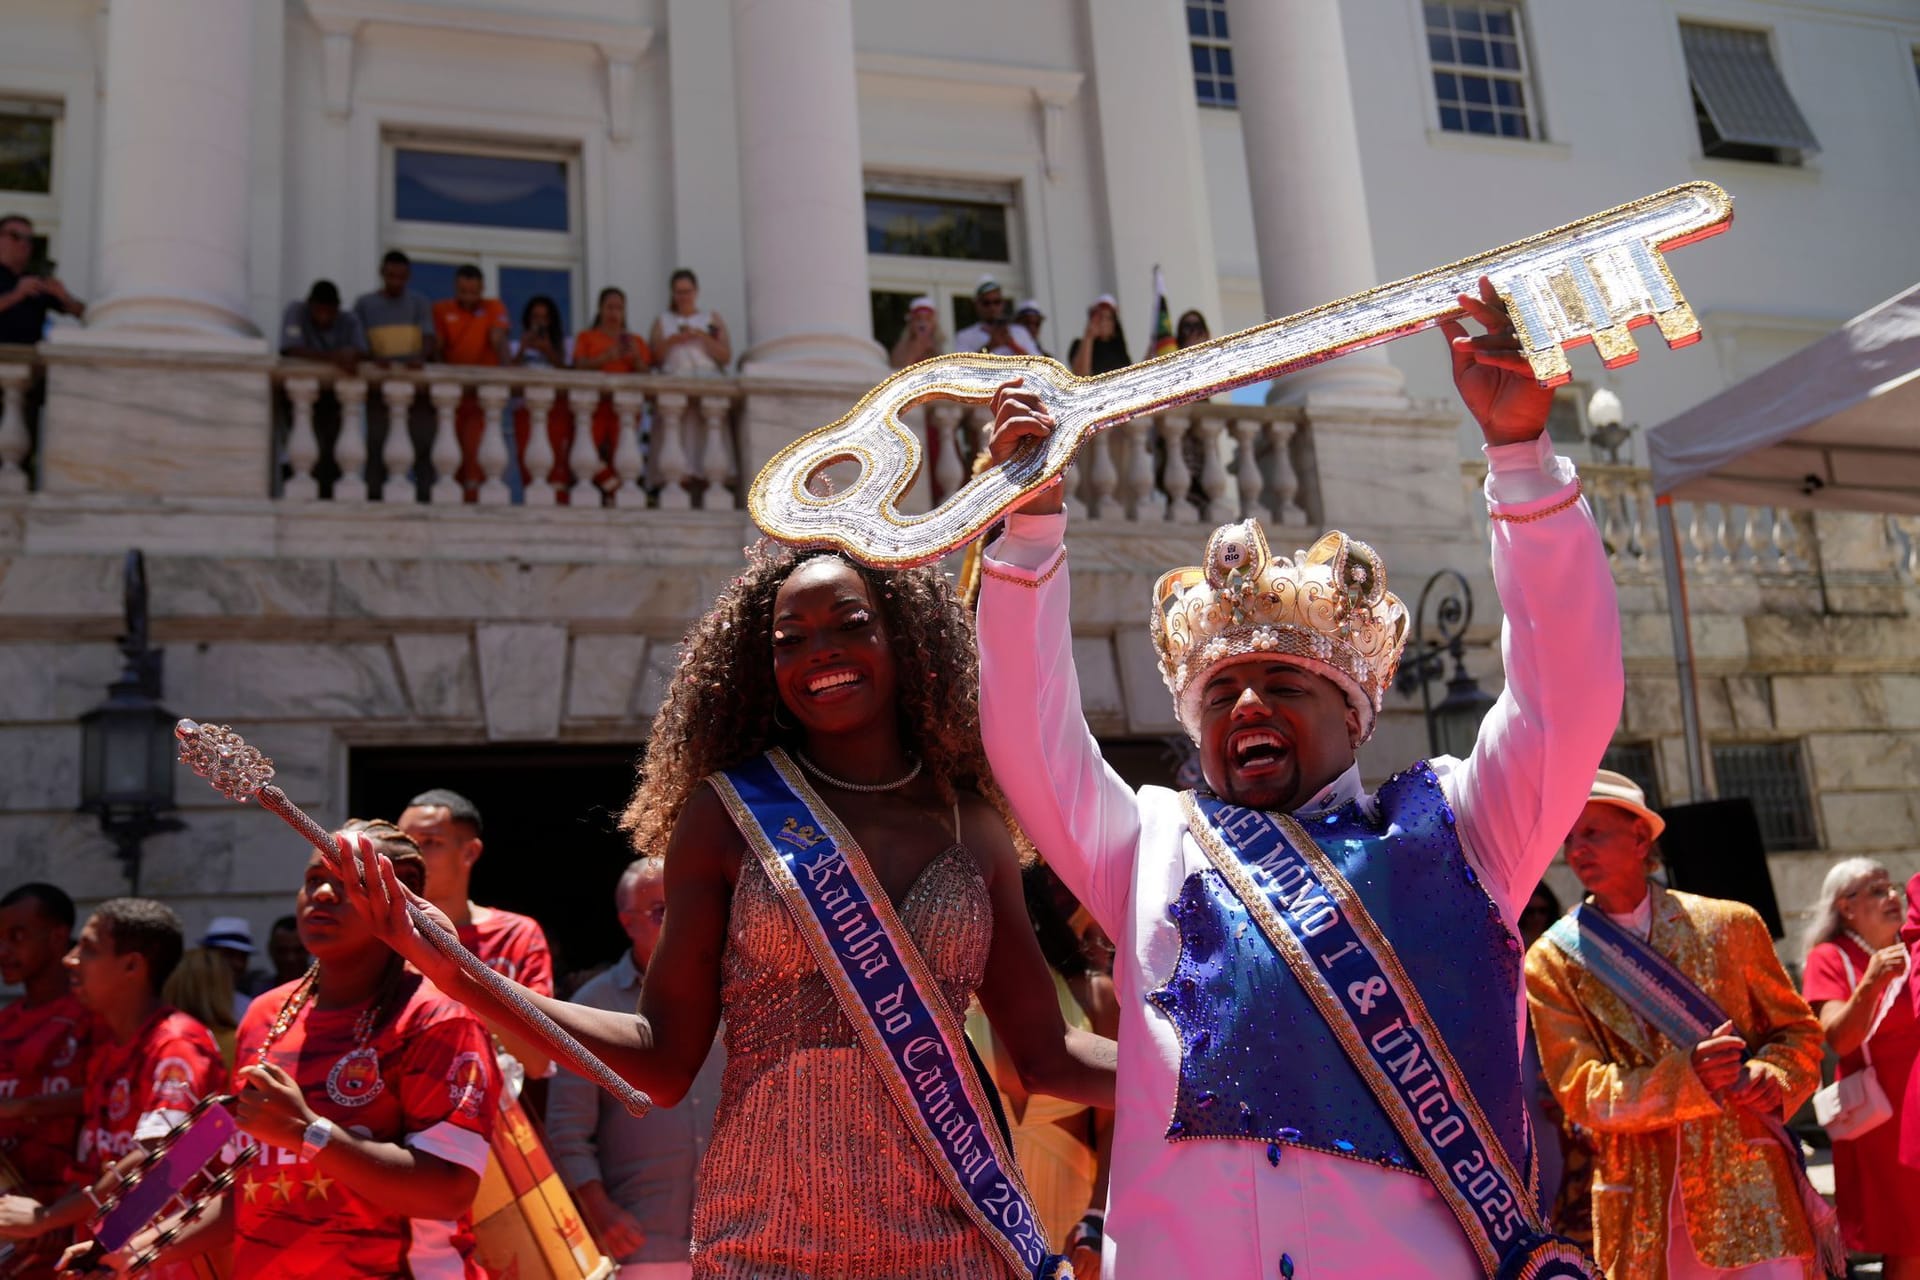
[773,701,799,733]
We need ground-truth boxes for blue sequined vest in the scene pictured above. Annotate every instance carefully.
[1148,762,1531,1177]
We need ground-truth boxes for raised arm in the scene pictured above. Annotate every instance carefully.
[345,788,734,1107]
[1440,281,1624,922]
[975,381,1143,931]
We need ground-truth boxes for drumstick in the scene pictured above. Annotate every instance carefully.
[174,720,653,1118]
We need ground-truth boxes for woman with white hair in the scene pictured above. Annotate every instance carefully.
[1800,857,1920,1277]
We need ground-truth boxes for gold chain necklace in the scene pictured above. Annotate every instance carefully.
[253,960,391,1064]
[795,750,922,793]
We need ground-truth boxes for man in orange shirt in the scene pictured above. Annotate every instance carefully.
[431,265,510,499]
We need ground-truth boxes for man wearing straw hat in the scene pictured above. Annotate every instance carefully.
[1525,771,1835,1279]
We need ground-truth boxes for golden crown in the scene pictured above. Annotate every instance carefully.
[1151,522,1410,742]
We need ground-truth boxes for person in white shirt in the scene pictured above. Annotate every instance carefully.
[953,275,1041,357]
[973,280,1623,1278]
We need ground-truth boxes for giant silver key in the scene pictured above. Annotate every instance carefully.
[749,181,1733,567]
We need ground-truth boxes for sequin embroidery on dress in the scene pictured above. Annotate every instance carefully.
[690,841,1015,1279]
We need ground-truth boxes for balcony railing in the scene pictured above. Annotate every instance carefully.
[1461,459,1820,583]
[271,363,743,510]
[907,399,1317,529]
[0,346,39,493]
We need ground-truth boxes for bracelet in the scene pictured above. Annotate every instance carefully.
[1487,479,1583,524]
[980,548,1067,589]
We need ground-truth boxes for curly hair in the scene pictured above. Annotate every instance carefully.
[621,541,1019,858]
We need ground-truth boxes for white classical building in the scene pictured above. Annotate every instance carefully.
[2,0,1918,965]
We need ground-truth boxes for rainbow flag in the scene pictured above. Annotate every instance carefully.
[1147,265,1177,357]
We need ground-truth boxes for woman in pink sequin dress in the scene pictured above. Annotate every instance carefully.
[351,540,1115,1279]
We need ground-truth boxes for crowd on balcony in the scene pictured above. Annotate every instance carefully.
[279,253,734,381]
[888,273,1214,373]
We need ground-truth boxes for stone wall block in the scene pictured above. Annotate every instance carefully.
[392,634,482,721]
[1623,677,1684,736]
[147,557,335,621]
[1818,791,1920,853]
[1805,732,1920,792]
[211,722,334,808]
[1115,628,1181,735]
[476,624,568,741]
[1883,676,1920,730]
[333,562,518,621]
[1746,614,1920,674]
[138,808,317,898]
[633,645,680,720]
[0,814,139,900]
[566,635,651,722]
[0,644,125,722]
[167,643,408,721]
[1770,676,1889,734]
[0,556,121,618]
[1726,677,1773,733]
[0,726,82,812]
[40,362,271,499]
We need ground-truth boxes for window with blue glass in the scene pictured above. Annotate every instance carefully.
[394,149,570,232]
[1188,0,1236,108]
[1425,3,1538,140]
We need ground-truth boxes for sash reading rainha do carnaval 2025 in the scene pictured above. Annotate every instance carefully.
[709,750,1071,1280]
[1182,792,1598,1280]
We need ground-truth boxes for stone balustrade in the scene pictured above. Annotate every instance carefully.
[272,362,745,511]
[0,347,38,494]
[900,399,1317,528]
[1461,460,1821,585]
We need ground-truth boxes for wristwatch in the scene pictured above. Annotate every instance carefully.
[300,1117,336,1162]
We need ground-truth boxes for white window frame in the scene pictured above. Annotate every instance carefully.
[1187,0,1237,111]
[0,98,64,262]
[864,174,1027,341]
[379,133,584,323]
[1421,2,1543,142]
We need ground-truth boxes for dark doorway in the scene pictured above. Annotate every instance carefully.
[347,743,642,993]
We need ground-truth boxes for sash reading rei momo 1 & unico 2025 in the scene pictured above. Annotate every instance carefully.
[709,750,1071,1280]
[1183,791,1598,1280]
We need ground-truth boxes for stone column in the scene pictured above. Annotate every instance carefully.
[730,0,886,377]
[1225,0,1402,404]
[83,0,259,344]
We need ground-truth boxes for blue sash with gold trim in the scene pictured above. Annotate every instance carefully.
[1184,792,1595,1280]
[710,750,1069,1280]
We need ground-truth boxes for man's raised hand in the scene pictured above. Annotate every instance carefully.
[1439,276,1554,449]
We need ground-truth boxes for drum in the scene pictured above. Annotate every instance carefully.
[470,1092,612,1280]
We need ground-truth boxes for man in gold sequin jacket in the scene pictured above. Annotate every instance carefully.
[1524,774,1824,1280]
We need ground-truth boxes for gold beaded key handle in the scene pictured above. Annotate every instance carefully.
[173,719,653,1119]
[750,182,1733,567]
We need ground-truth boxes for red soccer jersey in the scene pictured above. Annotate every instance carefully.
[0,993,95,1196]
[458,907,553,997]
[77,1008,226,1175]
[231,974,499,1280]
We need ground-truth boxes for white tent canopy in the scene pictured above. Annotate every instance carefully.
[1648,281,1920,513]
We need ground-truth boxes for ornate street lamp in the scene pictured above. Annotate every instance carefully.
[1586,386,1635,463]
[1394,569,1498,759]
[78,550,182,892]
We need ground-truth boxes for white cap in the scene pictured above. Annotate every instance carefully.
[1090,293,1119,313]
[975,274,1002,296]
[1016,298,1044,317]
[908,295,936,314]
[201,916,257,955]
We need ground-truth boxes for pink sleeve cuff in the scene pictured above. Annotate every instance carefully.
[984,512,1068,576]
[1483,433,1579,509]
